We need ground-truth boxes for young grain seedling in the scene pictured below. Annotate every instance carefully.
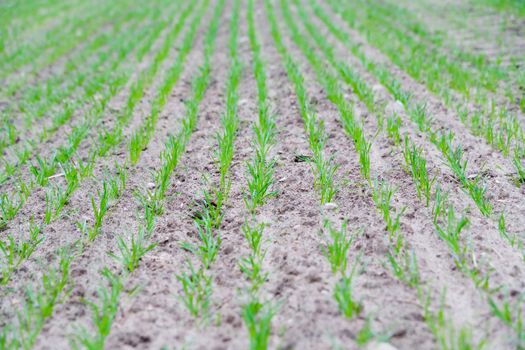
[386,113,402,145]
[239,253,267,292]
[0,192,23,226]
[176,262,212,319]
[435,205,470,268]
[432,186,449,224]
[245,148,277,212]
[242,299,276,350]
[497,213,516,246]
[194,221,221,269]
[333,262,363,319]
[371,179,405,237]
[30,155,56,186]
[312,151,339,204]
[402,137,435,206]
[109,227,157,273]
[71,268,123,350]
[387,248,421,288]
[0,219,43,284]
[88,181,111,240]
[77,154,95,179]
[322,220,354,275]
[242,221,265,257]
[488,294,524,347]
[3,250,71,348]
[512,151,525,186]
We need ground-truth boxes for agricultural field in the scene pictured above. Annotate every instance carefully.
[0,0,524,349]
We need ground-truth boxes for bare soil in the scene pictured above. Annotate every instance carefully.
[1,0,524,349]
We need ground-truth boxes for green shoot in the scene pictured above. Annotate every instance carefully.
[71,268,123,350]
[333,267,362,319]
[109,228,157,272]
[242,299,276,350]
[176,262,212,318]
[321,220,353,275]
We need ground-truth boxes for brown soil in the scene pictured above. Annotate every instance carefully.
[1,0,524,349]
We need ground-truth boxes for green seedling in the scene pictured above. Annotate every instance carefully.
[312,151,339,204]
[435,205,469,267]
[497,213,515,245]
[333,270,362,319]
[71,268,123,350]
[322,220,353,275]
[30,155,55,186]
[143,205,157,235]
[0,221,43,284]
[62,162,80,194]
[432,186,449,223]
[242,221,265,257]
[239,253,267,291]
[88,181,110,240]
[77,154,95,179]
[245,150,277,212]
[409,103,431,132]
[44,185,69,223]
[467,176,492,217]
[386,114,402,145]
[402,137,435,206]
[135,188,163,217]
[242,299,276,350]
[17,179,32,200]
[0,192,23,224]
[488,294,524,347]
[97,127,122,156]
[513,151,525,186]
[176,262,212,318]
[371,179,405,236]
[109,228,157,272]
[387,248,420,288]
[194,222,221,269]
[106,167,127,200]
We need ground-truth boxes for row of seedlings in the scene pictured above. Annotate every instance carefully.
[176,0,241,322]
[240,0,279,348]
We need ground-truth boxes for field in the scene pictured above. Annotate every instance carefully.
[1,0,525,349]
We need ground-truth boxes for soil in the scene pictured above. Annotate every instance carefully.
[1,0,524,349]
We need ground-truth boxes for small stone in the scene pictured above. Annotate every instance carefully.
[372,83,385,93]
[366,342,398,350]
[323,202,338,210]
[385,100,405,116]
[146,182,156,190]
